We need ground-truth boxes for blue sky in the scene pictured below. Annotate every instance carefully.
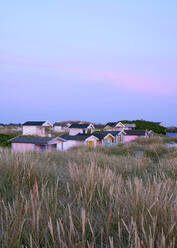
[1,0,177,125]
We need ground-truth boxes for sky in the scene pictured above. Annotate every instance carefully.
[1,0,177,126]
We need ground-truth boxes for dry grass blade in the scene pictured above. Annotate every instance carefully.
[0,141,176,247]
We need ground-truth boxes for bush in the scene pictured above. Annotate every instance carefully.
[121,120,166,134]
[0,133,18,147]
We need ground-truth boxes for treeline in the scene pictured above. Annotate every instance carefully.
[121,120,166,134]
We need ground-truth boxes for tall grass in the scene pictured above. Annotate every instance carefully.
[0,143,176,247]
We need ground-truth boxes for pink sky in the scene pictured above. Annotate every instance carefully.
[1,54,176,96]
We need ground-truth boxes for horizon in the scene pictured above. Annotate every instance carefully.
[0,119,172,128]
[1,0,177,126]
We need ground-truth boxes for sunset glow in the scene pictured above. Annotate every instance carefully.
[1,0,177,125]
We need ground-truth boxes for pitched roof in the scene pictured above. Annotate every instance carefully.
[94,124,105,129]
[91,132,108,139]
[166,131,177,133]
[125,130,146,136]
[92,131,122,139]
[23,121,46,126]
[53,122,68,127]
[105,122,118,127]
[9,136,64,144]
[60,134,91,141]
[106,130,125,135]
[69,123,91,129]
[166,127,177,133]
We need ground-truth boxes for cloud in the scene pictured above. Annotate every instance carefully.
[93,71,175,95]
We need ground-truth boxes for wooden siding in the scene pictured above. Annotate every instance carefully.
[23,126,45,136]
[124,135,143,143]
[69,128,88,136]
[104,135,114,142]
[166,132,177,136]
[12,143,35,152]
[11,139,63,152]
[57,140,82,151]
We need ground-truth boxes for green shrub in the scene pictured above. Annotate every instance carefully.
[0,133,18,147]
[121,120,166,134]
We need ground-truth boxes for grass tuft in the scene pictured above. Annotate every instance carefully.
[0,138,176,247]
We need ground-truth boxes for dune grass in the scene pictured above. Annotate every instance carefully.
[0,140,176,247]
